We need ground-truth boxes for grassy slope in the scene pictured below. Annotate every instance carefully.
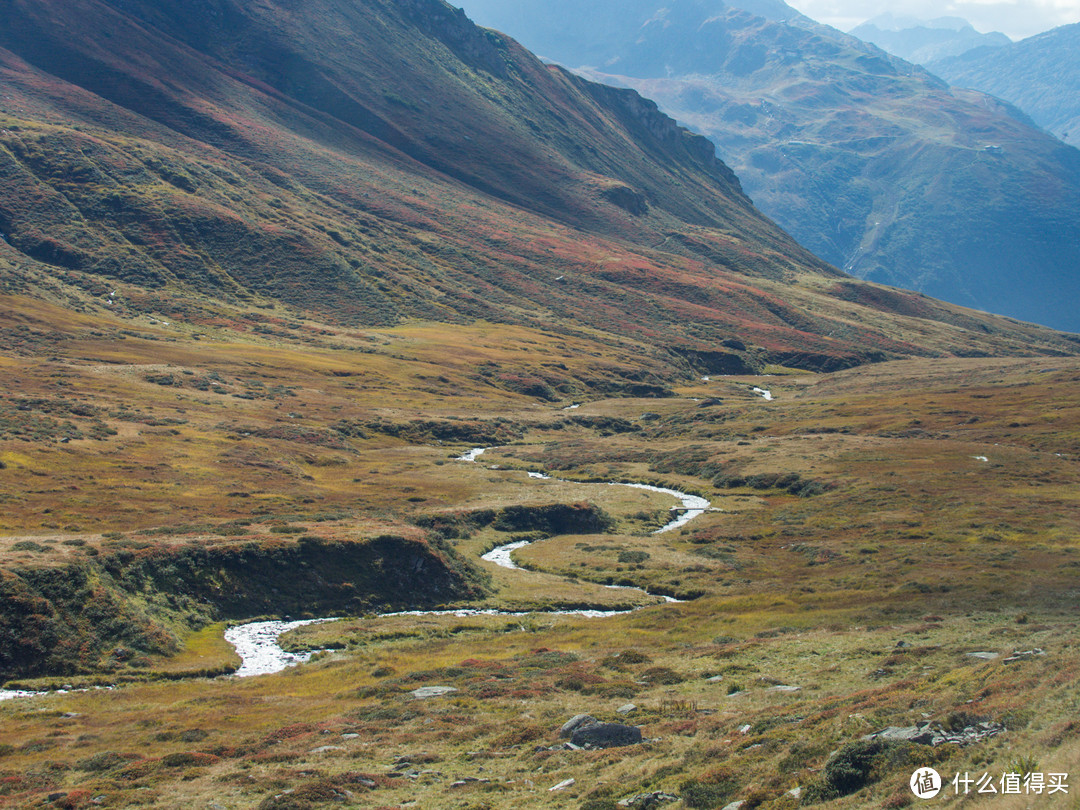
[0,0,1077,368]
[0,299,1077,808]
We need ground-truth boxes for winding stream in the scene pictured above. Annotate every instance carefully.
[1,446,714,695]
[223,619,338,678]
[226,448,711,676]
[0,689,44,702]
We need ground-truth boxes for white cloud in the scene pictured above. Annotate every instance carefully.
[784,0,1080,39]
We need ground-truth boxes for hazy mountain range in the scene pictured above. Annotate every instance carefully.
[460,0,1080,333]
[850,15,1011,65]
[929,23,1080,149]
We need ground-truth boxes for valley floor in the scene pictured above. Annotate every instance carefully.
[1,297,1078,808]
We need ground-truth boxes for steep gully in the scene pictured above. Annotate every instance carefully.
[2,442,720,696]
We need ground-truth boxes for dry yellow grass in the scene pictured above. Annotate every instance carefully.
[1,298,1078,808]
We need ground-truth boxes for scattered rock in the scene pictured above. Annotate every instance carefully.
[895,640,911,649]
[410,686,458,699]
[864,720,1005,747]
[536,741,582,753]
[549,778,576,792]
[721,802,746,810]
[769,685,801,692]
[867,726,937,745]
[706,675,724,683]
[617,703,638,715]
[559,714,598,738]
[618,791,680,808]
[342,733,360,740]
[739,724,752,734]
[966,652,1000,660]
[787,786,803,799]
[1004,648,1046,664]
[571,723,643,749]
[309,745,345,754]
[450,776,491,788]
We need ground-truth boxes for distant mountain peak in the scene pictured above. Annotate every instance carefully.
[857,14,984,34]
[849,14,1010,64]
[455,0,1080,332]
[727,0,802,23]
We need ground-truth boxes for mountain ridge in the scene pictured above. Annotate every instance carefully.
[458,0,1080,333]
[0,0,1075,372]
[850,15,1011,64]
[928,23,1080,148]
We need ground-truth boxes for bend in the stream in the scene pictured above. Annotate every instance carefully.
[470,450,709,604]
[12,445,716,691]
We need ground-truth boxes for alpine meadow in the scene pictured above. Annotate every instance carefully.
[0,1,1078,809]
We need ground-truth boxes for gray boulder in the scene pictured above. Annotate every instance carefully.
[571,722,643,749]
[411,686,458,699]
[559,714,598,738]
[866,725,937,745]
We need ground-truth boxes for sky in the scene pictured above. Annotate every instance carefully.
[781,0,1080,39]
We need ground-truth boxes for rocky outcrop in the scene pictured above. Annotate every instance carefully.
[559,714,599,739]
[397,0,509,76]
[600,183,649,216]
[575,78,745,195]
[554,714,644,749]
[570,722,643,749]
[864,720,1006,747]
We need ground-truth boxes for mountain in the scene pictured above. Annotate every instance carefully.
[2,2,1080,806]
[0,0,1073,376]
[850,15,1011,65]
[929,23,1080,149]
[458,0,1080,333]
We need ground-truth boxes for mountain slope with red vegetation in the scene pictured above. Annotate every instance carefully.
[0,0,1075,371]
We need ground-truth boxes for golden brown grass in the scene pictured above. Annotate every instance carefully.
[1,298,1078,807]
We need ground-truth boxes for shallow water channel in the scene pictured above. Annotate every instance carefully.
[221,451,712,678]
[1,449,713,696]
